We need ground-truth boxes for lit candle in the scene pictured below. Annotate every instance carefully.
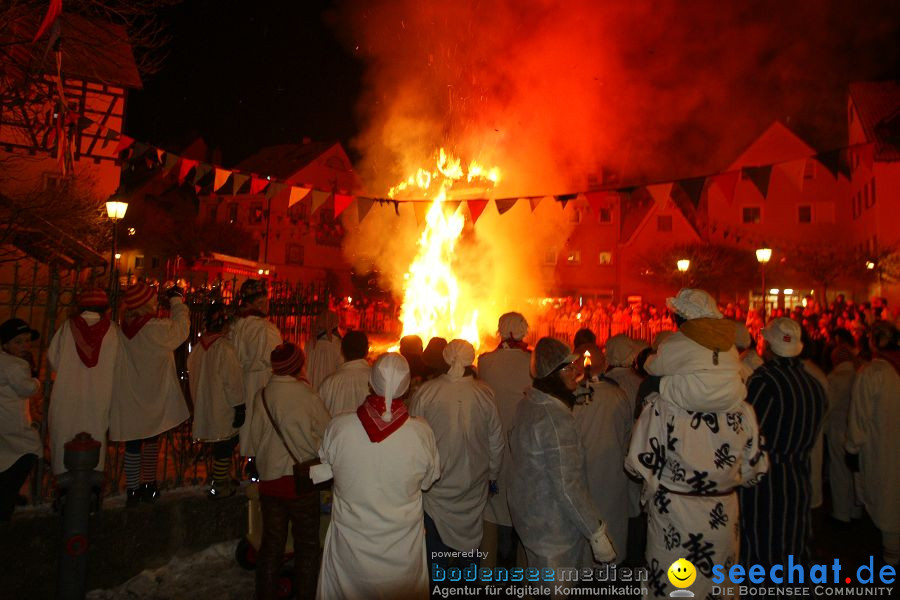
[584,350,592,369]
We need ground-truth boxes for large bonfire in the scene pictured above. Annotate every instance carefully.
[389,148,501,350]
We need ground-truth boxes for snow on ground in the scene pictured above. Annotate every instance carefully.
[86,539,254,600]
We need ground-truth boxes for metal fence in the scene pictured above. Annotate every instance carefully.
[529,314,676,347]
[0,261,332,504]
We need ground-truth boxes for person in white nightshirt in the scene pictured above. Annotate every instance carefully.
[110,282,189,504]
[47,288,119,480]
[304,309,342,393]
[410,339,503,580]
[317,330,370,416]
[316,353,440,600]
[188,302,244,498]
[847,321,900,567]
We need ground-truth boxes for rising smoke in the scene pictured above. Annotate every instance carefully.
[334,0,899,332]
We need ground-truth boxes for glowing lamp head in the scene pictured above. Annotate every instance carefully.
[866,261,876,270]
[584,350,591,368]
[105,200,128,220]
[676,259,690,273]
[756,248,772,264]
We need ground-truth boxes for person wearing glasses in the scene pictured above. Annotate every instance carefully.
[507,337,616,596]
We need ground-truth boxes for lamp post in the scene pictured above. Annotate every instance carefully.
[756,248,772,320]
[106,197,128,317]
[677,258,690,288]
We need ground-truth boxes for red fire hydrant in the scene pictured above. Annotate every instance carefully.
[56,432,104,600]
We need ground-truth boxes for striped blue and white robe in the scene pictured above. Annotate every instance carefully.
[738,356,827,568]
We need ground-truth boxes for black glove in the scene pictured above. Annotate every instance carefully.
[232,404,246,428]
[845,452,860,473]
[166,285,185,299]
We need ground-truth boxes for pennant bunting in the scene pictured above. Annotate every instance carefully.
[677,177,706,209]
[529,197,544,212]
[334,193,354,218]
[413,201,429,225]
[467,199,488,224]
[162,152,179,176]
[250,176,269,195]
[178,158,198,184]
[193,164,214,186]
[713,171,740,205]
[646,183,674,208]
[309,189,329,213]
[265,181,285,200]
[495,198,517,215]
[357,196,374,223]
[214,168,232,192]
[441,200,461,217]
[114,135,135,154]
[289,186,311,208]
[778,159,807,191]
[815,149,851,179]
[232,173,250,195]
[742,165,773,198]
[554,193,578,211]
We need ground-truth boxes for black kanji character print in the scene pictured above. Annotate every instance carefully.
[682,532,717,577]
[687,470,717,494]
[664,524,682,551]
[709,502,728,529]
[726,412,744,433]
[667,457,686,482]
[713,443,737,470]
[639,437,667,478]
[690,412,720,433]
[666,420,679,451]
[648,559,668,596]
[653,488,672,514]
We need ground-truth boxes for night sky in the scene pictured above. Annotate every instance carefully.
[125,0,900,188]
[126,0,363,165]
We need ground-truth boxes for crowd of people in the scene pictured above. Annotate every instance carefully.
[1,280,899,600]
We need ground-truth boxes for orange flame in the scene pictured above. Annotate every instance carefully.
[390,148,501,349]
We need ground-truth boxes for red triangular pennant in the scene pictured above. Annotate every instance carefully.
[529,197,544,212]
[467,199,488,224]
[290,187,312,208]
[214,168,232,192]
[357,197,374,223]
[115,135,135,153]
[713,171,740,206]
[250,176,269,195]
[178,158,198,184]
[495,198,517,215]
[334,193,354,218]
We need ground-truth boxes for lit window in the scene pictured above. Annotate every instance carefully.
[742,207,761,224]
[798,206,812,223]
[566,251,581,265]
[134,255,144,269]
[598,251,613,265]
[598,208,612,224]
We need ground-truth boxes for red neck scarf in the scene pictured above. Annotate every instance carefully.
[70,315,111,368]
[199,332,224,350]
[357,394,409,443]
[121,314,154,340]
[498,338,530,352]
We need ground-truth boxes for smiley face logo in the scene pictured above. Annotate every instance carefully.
[667,558,697,589]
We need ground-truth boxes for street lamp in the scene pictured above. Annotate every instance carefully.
[756,248,772,320]
[106,196,129,315]
[677,258,690,287]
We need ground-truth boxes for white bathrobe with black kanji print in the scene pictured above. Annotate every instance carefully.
[629,332,768,600]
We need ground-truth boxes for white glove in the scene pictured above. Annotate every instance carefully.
[590,522,617,563]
